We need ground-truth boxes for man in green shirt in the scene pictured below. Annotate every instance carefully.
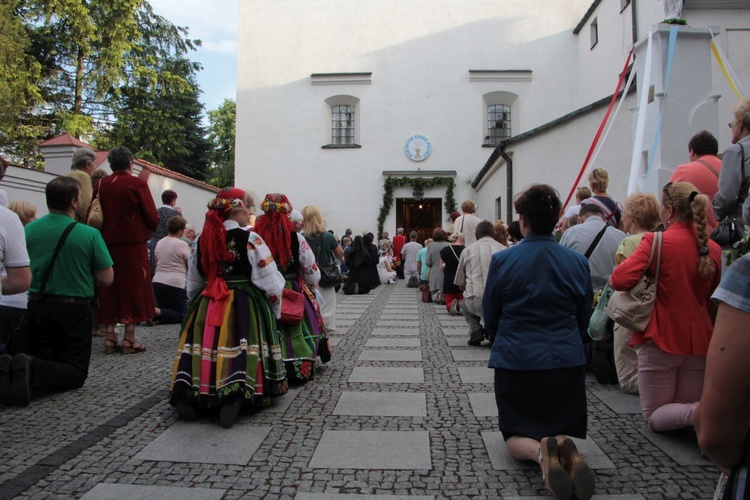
[0,177,113,407]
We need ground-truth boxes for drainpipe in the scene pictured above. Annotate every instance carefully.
[498,146,513,221]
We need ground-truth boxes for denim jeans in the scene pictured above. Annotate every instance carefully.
[153,283,187,325]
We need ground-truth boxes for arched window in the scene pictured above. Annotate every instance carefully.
[483,91,517,147]
[324,95,360,148]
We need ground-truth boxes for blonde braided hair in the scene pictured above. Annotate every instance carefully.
[662,181,715,279]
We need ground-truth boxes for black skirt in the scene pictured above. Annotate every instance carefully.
[494,365,587,441]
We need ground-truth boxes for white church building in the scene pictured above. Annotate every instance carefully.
[235,0,749,239]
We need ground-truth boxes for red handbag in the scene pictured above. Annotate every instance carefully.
[279,288,305,325]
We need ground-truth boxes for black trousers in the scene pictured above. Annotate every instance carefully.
[24,298,92,395]
[153,282,187,324]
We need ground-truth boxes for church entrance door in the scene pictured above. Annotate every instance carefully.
[396,198,441,245]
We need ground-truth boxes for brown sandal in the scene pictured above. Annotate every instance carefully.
[120,338,146,354]
[104,338,120,354]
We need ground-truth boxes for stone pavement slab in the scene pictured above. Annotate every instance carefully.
[134,422,271,465]
[504,496,645,500]
[348,367,425,384]
[370,327,420,336]
[296,494,434,500]
[637,423,711,466]
[482,432,614,470]
[333,391,427,416]
[591,385,642,414]
[458,366,493,384]
[81,484,226,499]
[365,337,420,347]
[376,320,420,328]
[442,327,468,336]
[309,431,432,470]
[452,349,490,362]
[358,349,423,361]
[264,387,299,413]
[468,392,497,417]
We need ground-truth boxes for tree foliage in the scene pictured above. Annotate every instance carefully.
[93,4,211,180]
[206,98,236,188]
[0,0,44,166]
[2,0,216,178]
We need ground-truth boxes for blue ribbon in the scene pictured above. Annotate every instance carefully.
[644,26,679,186]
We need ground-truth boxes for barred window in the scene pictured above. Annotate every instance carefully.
[486,104,511,146]
[332,105,355,145]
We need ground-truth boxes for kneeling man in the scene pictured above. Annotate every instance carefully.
[0,177,113,406]
[454,221,507,346]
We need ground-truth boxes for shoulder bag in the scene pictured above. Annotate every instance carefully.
[315,234,341,288]
[7,222,77,355]
[605,231,661,332]
[279,287,305,325]
[87,180,104,230]
[712,144,746,247]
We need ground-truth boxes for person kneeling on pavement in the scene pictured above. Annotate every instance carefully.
[454,221,507,346]
[0,177,113,407]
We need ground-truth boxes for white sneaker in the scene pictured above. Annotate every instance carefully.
[449,299,459,316]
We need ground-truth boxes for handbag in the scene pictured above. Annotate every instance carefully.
[712,143,747,247]
[588,282,615,341]
[315,235,341,288]
[6,222,77,355]
[605,231,661,332]
[87,181,104,230]
[711,216,743,247]
[279,288,304,325]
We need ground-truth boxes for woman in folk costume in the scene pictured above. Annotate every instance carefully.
[169,188,287,429]
[254,193,331,383]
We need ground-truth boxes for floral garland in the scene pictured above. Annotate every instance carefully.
[208,197,244,212]
[260,194,292,214]
[377,176,457,239]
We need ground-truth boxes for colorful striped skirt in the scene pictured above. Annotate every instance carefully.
[279,278,331,383]
[169,280,288,410]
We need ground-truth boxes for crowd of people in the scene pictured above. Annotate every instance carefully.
[0,98,749,497]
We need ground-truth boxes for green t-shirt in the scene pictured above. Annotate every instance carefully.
[306,232,337,266]
[25,213,113,298]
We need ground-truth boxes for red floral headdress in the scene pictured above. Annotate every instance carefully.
[200,187,247,326]
[254,193,295,269]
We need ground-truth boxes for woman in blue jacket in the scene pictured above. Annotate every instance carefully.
[484,184,594,500]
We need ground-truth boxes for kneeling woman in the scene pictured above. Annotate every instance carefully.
[169,188,287,428]
[254,193,330,383]
[484,184,595,500]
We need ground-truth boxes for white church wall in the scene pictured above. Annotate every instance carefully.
[237,0,592,235]
[474,93,637,223]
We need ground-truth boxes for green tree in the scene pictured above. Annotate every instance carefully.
[0,0,44,166]
[206,98,236,188]
[96,55,212,180]
[20,0,143,137]
[5,1,211,176]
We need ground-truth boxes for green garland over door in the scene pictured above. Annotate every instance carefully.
[377,176,457,239]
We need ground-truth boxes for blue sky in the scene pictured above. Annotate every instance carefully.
[148,0,239,114]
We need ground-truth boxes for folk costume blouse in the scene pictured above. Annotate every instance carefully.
[187,220,285,318]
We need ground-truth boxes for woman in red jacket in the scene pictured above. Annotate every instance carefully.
[94,147,159,354]
[609,182,721,432]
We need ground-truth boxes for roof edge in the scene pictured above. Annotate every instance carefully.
[472,85,635,188]
[573,0,604,34]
